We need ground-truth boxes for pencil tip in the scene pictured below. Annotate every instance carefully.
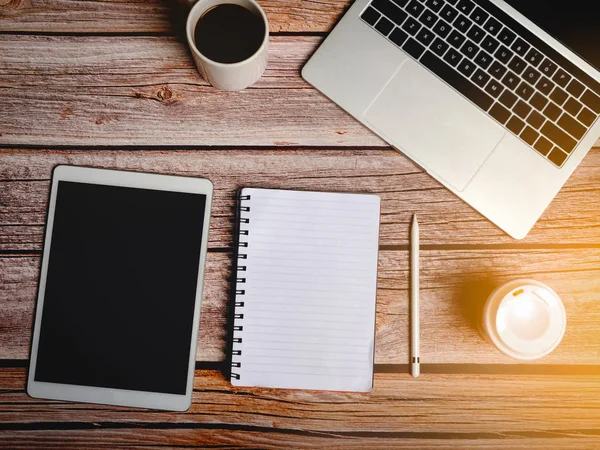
[412,214,418,224]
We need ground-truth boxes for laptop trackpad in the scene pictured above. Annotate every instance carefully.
[364,59,505,191]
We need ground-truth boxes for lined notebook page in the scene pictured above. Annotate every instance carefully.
[231,188,380,392]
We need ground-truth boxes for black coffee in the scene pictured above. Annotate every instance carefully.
[194,4,265,64]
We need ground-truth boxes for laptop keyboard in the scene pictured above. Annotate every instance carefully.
[361,0,600,168]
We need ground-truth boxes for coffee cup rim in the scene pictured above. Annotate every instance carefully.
[186,0,269,68]
[483,279,567,360]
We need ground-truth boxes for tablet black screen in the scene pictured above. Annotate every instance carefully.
[34,181,207,395]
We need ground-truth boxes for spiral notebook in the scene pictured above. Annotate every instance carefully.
[231,188,380,392]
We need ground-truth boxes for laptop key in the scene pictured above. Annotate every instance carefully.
[578,108,596,127]
[566,79,585,98]
[419,50,493,110]
[520,126,539,146]
[389,27,409,47]
[457,59,477,77]
[440,4,458,22]
[526,110,545,130]
[375,16,395,35]
[432,19,452,38]
[548,147,568,166]
[456,0,475,15]
[391,0,409,6]
[497,27,516,46]
[361,7,381,26]
[581,90,600,114]
[522,66,541,85]
[564,98,583,116]
[431,37,449,56]
[499,90,518,109]
[419,9,438,28]
[530,93,548,111]
[506,116,525,134]
[549,87,568,106]
[543,102,561,121]
[443,47,463,67]
[525,48,543,67]
[501,71,520,90]
[513,100,532,119]
[425,0,444,13]
[472,69,490,88]
[552,68,571,88]
[507,56,526,75]
[402,37,426,58]
[494,46,513,65]
[481,35,499,54]
[453,14,473,34]
[511,37,530,57]
[372,0,408,26]
[416,27,435,46]
[536,76,555,95]
[557,113,586,140]
[515,82,535,101]
[406,0,425,17]
[485,79,504,98]
[460,40,479,59]
[469,6,489,26]
[448,30,466,49]
[466,25,485,44]
[541,121,578,153]
[539,59,557,77]
[402,17,422,35]
[533,136,553,156]
[483,16,501,35]
[488,61,506,80]
[474,50,493,70]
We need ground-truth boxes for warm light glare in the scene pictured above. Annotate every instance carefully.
[511,296,538,320]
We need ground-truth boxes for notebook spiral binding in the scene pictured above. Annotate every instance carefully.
[231,193,251,380]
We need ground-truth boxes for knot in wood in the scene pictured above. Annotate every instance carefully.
[1,0,22,9]
[157,86,173,101]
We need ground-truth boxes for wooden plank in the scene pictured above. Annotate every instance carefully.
[2,148,600,247]
[0,0,348,34]
[3,431,600,450]
[0,35,386,147]
[1,369,600,449]
[2,248,600,365]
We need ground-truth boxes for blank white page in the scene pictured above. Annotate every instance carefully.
[231,188,380,392]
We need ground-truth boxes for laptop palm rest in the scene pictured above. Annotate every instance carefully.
[364,59,505,191]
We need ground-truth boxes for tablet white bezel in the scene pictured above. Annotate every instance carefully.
[27,165,213,411]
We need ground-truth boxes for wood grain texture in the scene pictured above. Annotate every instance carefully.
[0,0,348,33]
[3,249,600,365]
[2,148,600,248]
[0,35,386,147]
[1,369,600,449]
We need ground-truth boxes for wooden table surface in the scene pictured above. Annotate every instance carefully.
[2,0,600,448]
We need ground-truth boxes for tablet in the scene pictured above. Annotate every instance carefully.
[27,166,213,411]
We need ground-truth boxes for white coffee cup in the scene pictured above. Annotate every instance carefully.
[185,0,269,91]
[481,279,567,360]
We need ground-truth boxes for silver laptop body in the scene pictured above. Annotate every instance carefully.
[303,0,600,239]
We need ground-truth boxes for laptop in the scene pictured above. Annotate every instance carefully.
[302,0,600,239]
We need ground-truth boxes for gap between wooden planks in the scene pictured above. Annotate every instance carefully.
[0,368,600,449]
[2,249,600,365]
[1,148,600,248]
